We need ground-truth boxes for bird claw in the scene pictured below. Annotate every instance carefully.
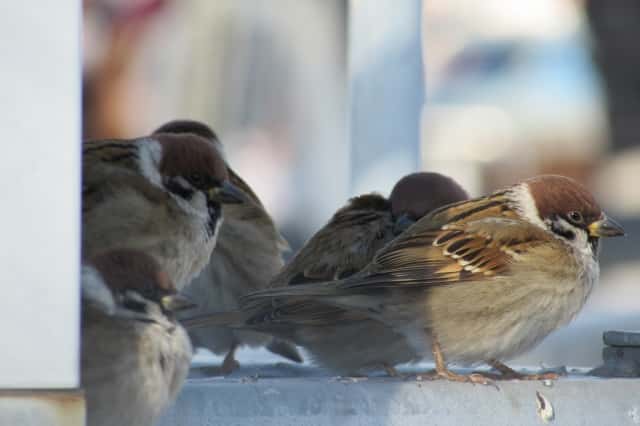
[498,371,560,381]
[220,357,240,375]
[412,369,498,388]
[413,370,438,381]
[486,361,564,381]
[439,371,497,388]
[383,364,403,378]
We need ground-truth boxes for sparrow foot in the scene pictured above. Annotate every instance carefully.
[220,344,240,375]
[383,363,402,378]
[427,335,496,386]
[220,357,240,375]
[414,369,496,386]
[487,360,562,381]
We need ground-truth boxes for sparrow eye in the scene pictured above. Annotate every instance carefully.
[189,173,204,186]
[567,211,584,224]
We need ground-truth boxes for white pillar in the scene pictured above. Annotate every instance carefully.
[349,0,424,196]
[0,1,81,391]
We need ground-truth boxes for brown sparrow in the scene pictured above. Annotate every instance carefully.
[201,175,624,382]
[81,249,193,426]
[274,172,469,285]
[153,120,302,374]
[185,172,469,374]
[82,126,247,291]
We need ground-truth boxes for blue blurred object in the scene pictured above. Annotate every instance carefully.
[349,0,424,196]
[431,35,602,110]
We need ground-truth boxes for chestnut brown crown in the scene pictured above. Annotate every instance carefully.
[90,249,175,304]
[390,172,469,220]
[525,175,602,226]
[153,119,219,142]
[155,133,229,192]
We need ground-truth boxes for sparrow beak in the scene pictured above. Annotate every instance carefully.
[588,215,625,238]
[208,180,247,204]
[161,294,197,312]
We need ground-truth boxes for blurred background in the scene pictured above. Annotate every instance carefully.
[83,0,640,368]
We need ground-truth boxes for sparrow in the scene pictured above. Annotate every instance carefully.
[185,172,469,375]
[188,175,624,382]
[153,120,302,374]
[82,125,247,291]
[81,249,194,426]
[274,171,469,286]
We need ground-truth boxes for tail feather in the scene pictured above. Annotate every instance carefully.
[180,310,245,330]
[242,277,387,316]
[242,280,343,305]
[266,339,304,363]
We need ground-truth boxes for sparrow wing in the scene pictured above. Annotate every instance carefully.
[236,194,394,328]
[227,166,263,207]
[219,166,290,256]
[241,193,550,306]
[349,216,552,289]
[187,166,302,362]
[272,193,395,286]
[336,191,530,287]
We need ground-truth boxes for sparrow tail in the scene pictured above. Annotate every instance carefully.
[180,310,246,330]
[266,339,304,363]
[242,280,342,303]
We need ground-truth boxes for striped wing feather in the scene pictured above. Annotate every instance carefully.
[345,194,550,289]
[271,194,395,286]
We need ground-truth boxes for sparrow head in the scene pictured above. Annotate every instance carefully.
[90,249,195,314]
[391,172,469,233]
[153,119,219,142]
[154,132,246,206]
[515,175,624,253]
[153,119,225,158]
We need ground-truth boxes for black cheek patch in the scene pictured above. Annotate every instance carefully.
[589,237,600,256]
[206,201,221,237]
[123,299,148,313]
[165,177,194,200]
[550,221,575,241]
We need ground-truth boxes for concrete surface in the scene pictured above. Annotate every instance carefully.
[0,390,84,426]
[159,371,640,426]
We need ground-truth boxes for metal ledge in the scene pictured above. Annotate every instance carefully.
[158,367,640,426]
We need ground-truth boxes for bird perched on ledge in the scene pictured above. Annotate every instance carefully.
[186,172,469,374]
[81,249,193,426]
[154,120,302,374]
[82,126,247,290]
[186,175,624,382]
[274,172,469,286]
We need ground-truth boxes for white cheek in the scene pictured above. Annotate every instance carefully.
[510,183,546,229]
[209,215,223,245]
[190,191,209,215]
[137,138,164,188]
[81,266,115,314]
[575,228,591,255]
[557,217,592,253]
[170,191,208,218]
